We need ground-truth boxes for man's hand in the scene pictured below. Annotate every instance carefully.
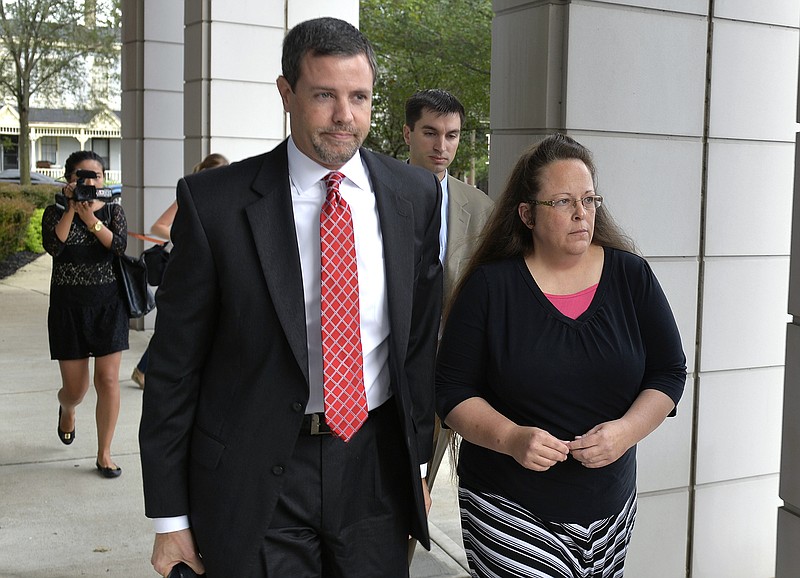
[151,529,205,577]
[422,477,432,516]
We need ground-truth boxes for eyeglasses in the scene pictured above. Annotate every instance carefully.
[528,195,603,212]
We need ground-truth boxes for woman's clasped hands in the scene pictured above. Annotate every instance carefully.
[568,419,633,469]
[508,419,632,472]
[507,426,570,472]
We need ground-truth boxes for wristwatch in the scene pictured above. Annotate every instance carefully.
[91,221,103,233]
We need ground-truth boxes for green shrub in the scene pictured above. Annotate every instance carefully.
[0,182,58,209]
[0,197,34,260]
[21,207,45,253]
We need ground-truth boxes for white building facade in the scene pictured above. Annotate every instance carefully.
[0,104,122,181]
[120,1,799,576]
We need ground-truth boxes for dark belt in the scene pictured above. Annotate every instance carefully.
[300,401,392,436]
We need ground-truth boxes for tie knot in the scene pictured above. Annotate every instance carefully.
[323,171,345,194]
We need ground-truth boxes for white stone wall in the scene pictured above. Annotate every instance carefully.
[183,0,360,165]
[490,2,799,576]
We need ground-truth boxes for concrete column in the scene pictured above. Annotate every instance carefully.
[184,0,281,169]
[490,2,798,576]
[120,0,184,329]
[777,21,800,576]
[121,1,359,331]
[77,131,89,150]
[28,130,38,169]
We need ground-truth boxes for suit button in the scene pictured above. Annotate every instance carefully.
[291,402,303,413]
[272,465,284,476]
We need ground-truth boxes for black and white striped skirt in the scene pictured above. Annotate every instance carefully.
[458,486,637,578]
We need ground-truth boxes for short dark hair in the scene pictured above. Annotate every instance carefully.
[64,150,106,180]
[281,17,377,90]
[404,89,465,129]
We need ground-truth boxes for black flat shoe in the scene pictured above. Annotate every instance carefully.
[57,406,75,445]
[95,461,122,478]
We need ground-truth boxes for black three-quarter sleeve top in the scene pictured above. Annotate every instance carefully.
[435,247,687,523]
[42,202,127,304]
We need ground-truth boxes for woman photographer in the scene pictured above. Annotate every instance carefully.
[42,150,128,478]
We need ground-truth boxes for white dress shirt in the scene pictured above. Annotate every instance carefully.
[287,137,392,414]
[438,171,449,264]
[287,140,426,480]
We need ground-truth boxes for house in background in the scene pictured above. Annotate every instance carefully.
[0,103,121,182]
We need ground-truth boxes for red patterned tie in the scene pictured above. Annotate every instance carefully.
[320,171,368,441]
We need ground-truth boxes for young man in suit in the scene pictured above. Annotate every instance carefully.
[403,89,493,559]
[403,89,494,300]
[140,17,442,577]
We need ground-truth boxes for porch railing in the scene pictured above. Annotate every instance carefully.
[35,168,122,184]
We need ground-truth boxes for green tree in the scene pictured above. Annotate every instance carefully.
[0,0,120,185]
[360,0,492,186]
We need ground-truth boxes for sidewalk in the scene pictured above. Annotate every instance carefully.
[0,254,469,577]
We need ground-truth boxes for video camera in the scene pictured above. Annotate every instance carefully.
[72,169,119,202]
[55,169,121,209]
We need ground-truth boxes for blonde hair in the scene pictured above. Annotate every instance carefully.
[192,153,229,174]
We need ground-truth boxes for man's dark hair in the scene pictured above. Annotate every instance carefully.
[404,89,466,129]
[281,17,377,90]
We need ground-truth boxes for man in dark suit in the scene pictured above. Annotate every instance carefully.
[139,17,442,577]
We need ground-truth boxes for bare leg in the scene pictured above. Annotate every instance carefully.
[57,359,92,434]
[93,351,122,469]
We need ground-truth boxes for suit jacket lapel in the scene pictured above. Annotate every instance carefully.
[362,150,413,355]
[245,142,309,385]
[446,176,471,253]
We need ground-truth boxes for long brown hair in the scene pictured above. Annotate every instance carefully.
[447,133,634,317]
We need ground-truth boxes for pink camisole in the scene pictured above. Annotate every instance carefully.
[543,283,599,320]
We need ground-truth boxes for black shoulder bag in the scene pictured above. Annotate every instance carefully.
[108,205,155,318]
[130,232,170,287]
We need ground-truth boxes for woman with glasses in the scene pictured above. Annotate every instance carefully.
[435,133,686,577]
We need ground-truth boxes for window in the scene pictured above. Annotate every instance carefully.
[2,136,18,170]
[40,137,57,165]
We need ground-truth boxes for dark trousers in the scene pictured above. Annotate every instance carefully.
[137,347,148,372]
[259,399,412,578]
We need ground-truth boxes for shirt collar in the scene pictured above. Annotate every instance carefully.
[440,170,450,196]
[287,136,371,193]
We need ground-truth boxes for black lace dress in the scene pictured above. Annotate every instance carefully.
[42,202,130,360]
